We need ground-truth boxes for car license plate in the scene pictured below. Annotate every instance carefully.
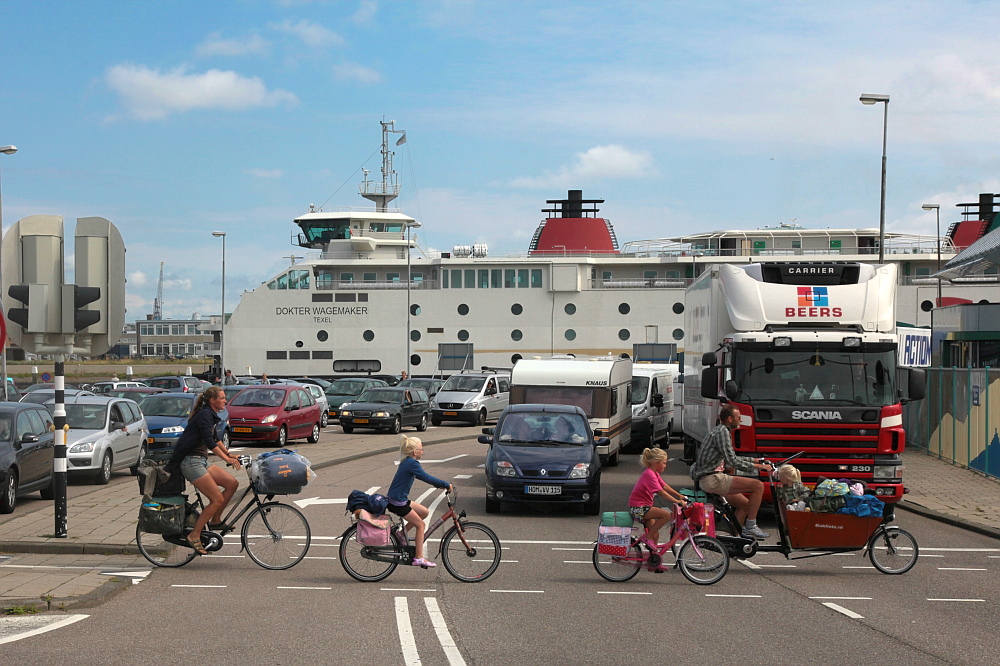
[233,427,253,433]
[354,418,369,424]
[525,485,561,495]
[444,411,458,416]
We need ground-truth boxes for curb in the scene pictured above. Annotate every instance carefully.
[0,577,132,614]
[896,500,1000,541]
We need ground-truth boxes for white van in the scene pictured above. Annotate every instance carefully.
[630,363,676,450]
[431,370,511,426]
[509,355,632,465]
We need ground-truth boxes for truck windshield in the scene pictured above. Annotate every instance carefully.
[631,377,649,405]
[730,348,897,407]
[442,376,486,392]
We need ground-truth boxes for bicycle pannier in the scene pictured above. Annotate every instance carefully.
[597,525,631,557]
[355,509,391,546]
[138,497,185,535]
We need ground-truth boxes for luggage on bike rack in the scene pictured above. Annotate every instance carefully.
[355,509,391,546]
[600,511,634,527]
[250,450,315,495]
[136,459,185,498]
[138,496,185,535]
[597,525,631,557]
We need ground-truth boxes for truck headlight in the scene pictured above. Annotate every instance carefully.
[569,463,590,479]
[873,464,903,479]
[494,461,515,477]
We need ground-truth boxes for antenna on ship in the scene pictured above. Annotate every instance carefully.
[360,119,404,212]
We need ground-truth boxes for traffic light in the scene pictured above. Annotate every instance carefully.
[7,285,29,328]
[62,284,101,332]
[7,283,50,332]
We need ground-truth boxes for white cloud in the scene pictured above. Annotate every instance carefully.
[105,64,298,120]
[196,32,270,58]
[351,0,378,24]
[510,145,654,189]
[333,61,381,84]
[269,19,344,48]
[129,271,148,287]
[246,168,283,179]
[163,277,193,292]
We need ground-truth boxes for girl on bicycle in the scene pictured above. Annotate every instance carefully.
[168,386,242,555]
[387,434,453,568]
[628,448,687,545]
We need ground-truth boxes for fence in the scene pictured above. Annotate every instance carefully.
[903,367,1000,480]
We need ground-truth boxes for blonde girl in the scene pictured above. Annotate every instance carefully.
[385,435,453,568]
[627,448,687,544]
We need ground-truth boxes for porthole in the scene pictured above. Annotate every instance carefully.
[618,303,630,315]
[410,354,421,366]
[672,302,684,314]
[511,354,522,364]
[295,340,304,348]
[618,329,630,341]
[564,303,576,315]
[672,328,684,340]
[410,330,421,342]
[410,304,421,316]
[565,329,576,341]
[511,303,523,315]
[920,300,934,312]
[363,330,375,342]
[458,329,470,341]
[511,329,523,341]
[317,330,328,342]
[458,304,470,315]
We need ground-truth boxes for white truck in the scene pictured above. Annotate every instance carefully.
[630,363,675,450]
[510,355,632,466]
[682,262,926,503]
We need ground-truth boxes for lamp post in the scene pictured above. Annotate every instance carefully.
[212,231,226,382]
[860,94,890,262]
[405,220,422,377]
[0,145,17,400]
[922,203,942,307]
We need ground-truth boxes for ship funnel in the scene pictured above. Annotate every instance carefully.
[567,190,583,218]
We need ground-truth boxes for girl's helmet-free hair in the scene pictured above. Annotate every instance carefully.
[640,447,668,468]
[189,385,225,420]
[778,464,801,484]
[399,434,423,460]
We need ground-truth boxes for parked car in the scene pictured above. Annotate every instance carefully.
[146,376,205,393]
[300,384,330,428]
[292,377,332,390]
[339,386,431,434]
[478,404,604,515]
[226,385,322,446]
[107,387,169,402]
[325,378,389,421]
[51,396,148,484]
[398,378,446,401]
[3,379,23,402]
[223,385,248,402]
[432,371,511,426]
[92,381,148,395]
[20,389,97,404]
[369,374,402,386]
[139,392,229,460]
[0,402,56,513]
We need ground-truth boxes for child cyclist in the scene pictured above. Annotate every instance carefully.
[628,448,688,545]
[387,434,453,568]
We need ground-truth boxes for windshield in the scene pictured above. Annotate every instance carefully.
[631,377,650,405]
[139,395,194,417]
[327,380,367,395]
[355,389,403,404]
[0,415,11,441]
[729,346,897,407]
[231,388,285,408]
[64,404,108,429]
[497,413,589,446]
[442,376,486,392]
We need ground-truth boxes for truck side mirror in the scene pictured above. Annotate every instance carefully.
[702,352,718,367]
[652,393,664,408]
[907,368,926,401]
[724,380,739,401]
[701,367,718,399]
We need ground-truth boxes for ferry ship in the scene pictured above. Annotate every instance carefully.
[223,122,1000,377]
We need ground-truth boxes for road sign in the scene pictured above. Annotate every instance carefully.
[41,372,51,381]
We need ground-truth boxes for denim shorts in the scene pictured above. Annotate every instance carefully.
[179,456,209,482]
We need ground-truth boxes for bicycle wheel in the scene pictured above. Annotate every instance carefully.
[677,535,730,585]
[868,526,918,574]
[592,542,643,582]
[440,521,501,582]
[241,502,311,570]
[135,524,198,568]
[339,524,401,582]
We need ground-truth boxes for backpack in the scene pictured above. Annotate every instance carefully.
[355,509,391,546]
[808,478,849,513]
[346,490,389,516]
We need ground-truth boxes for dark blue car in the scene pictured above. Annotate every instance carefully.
[479,404,604,515]
[139,393,229,461]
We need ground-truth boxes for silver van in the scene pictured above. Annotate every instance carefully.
[431,371,510,426]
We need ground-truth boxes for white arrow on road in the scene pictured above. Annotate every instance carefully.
[295,486,381,508]
[99,570,152,585]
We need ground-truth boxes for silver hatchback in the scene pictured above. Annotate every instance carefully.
[48,396,149,485]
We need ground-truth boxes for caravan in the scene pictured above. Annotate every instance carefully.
[509,355,631,465]
[630,363,676,450]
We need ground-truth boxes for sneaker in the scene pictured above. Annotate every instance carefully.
[412,557,437,568]
[741,524,770,540]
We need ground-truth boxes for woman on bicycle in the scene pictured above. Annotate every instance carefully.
[628,448,687,545]
[387,435,453,568]
[168,386,243,554]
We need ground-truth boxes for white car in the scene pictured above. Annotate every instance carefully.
[47,396,148,485]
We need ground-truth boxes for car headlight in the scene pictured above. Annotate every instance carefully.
[633,405,648,417]
[70,441,96,453]
[431,401,439,409]
[161,426,185,434]
[494,460,516,477]
[339,402,349,408]
[341,410,352,417]
[262,414,277,424]
[467,400,479,408]
[374,411,390,418]
[568,463,590,479]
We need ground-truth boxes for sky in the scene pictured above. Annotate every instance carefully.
[3,0,1000,321]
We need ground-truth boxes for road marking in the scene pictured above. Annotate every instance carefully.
[383,588,438,592]
[841,566,875,569]
[937,567,987,571]
[277,586,332,590]
[551,547,593,551]
[425,490,449,526]
[563,560,592,564]
[1,564,119,570]
[295,486,381,508]
[205,554,245,558]
[496,559,518,563]
[705,594,762,598]
[919,547,1000,552]
[823,602,864,619]
[453,474,473,479]
[425,597,466,666]
[598,591,652,595]
[927,598,985,602]
[737,559,762,570]
[396,454,468,465]
[394,597,420,666]
[917,554,944,557]
[0,614,89,646]
[477,464,485,468]
[490,589,544,593]
[810,597,872,600]
[99,570,151,585]
[303,556,339,561]
[171,584,227,588]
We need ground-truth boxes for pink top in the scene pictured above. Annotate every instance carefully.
[628,468,668,507]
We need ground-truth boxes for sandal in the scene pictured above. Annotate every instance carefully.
[411,557,436,568]
[186,536,208,555]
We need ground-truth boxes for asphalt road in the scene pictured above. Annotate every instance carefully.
[2,429,999,664]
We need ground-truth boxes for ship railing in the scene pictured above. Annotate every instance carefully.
[314,279,439,291]
[589,278,692,290]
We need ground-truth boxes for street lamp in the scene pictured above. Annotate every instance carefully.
[0,145,17,400]
[212,231,226,382]
[405,220,422,378]
[860,94,890,262]
[922,203,942,306]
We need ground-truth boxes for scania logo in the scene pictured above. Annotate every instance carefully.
[791,410,842,420]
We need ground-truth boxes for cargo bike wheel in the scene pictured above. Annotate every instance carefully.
[867,526,918,575]
[339,523,402,582]
[440,521,501,582]
[592,542,643,582]
[135,524,199,568]
[241,502,311,570]
[677,535,730,585]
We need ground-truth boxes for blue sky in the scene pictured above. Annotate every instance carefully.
[3,0,1000,320]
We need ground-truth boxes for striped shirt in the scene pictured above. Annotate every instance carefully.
[690,424,757,480]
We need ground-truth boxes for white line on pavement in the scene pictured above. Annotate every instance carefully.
[395,597,421,666]
[303,556,339,560]
[425,597,466,666]
[937,567,987,571]
[927,598,985,602]
[919,548,1000,552]
[171,584,227,588]
[737,559,761,570]
[597,591,652,595]
[0,614,89,646]
[551,547,592,551]
[383,588,438,592]
[705,594,762,598]
[277,586,332,590]
[490,589,544,593]
[562,561,592,564]
[810,597,872,600]
[823,602,864,619]
[841,566,875,569]
[453,475,473,479]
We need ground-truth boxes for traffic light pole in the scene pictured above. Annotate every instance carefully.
[53,355,68,537]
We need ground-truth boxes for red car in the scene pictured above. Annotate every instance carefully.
[226,385,322,446]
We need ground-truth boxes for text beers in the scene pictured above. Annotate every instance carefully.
[785,306,843,317]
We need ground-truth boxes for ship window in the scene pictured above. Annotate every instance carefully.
[313,294,332,302]
[334,359,381,373]
[619,303,631,315]
[672,328,684,340]
[478,270,489,288]
[665,270,680,278]
[427,327,444,333]
[268,280,277,289]
[618,329,630,341]
[335,293,356,302]
[316,269,334,289]
[465,270,475,288]
[303,221,350,242]
[511,329,523,341]
[410,304,421,316]
[313,351,333,359]
[412,272,423,282]
[564,303,576,315]
[458,330,469,341]
[411,330,421,342]
[603,271,612,281]
[531,269,542,288]
[518,269,528,288]
[511,354,522,364]
[491,269,502,288]
[920,300,934,312]
[363,330,375,341]
[411,354,421,366]
[277,274,289,289]
[369,221,404,233]
[317,330,329,342]
[267,351,287,360]
[672,302,684,314]
[458,304,470,316]
[442,271,449,288]
[295,340,304,348]
[387,272,400,282]
[504,269,516,288]
[915,267,931,276]
[451,269,463,289]
[358,293,368,302]
[644,270,657,279]
[565,329,576,341]
[511,303,523,315]
[363,272,377,282]
[290,351,309,360]
[340,273,354,282]
[792,240,802,249]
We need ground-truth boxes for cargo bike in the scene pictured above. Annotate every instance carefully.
[689,452,918,574]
